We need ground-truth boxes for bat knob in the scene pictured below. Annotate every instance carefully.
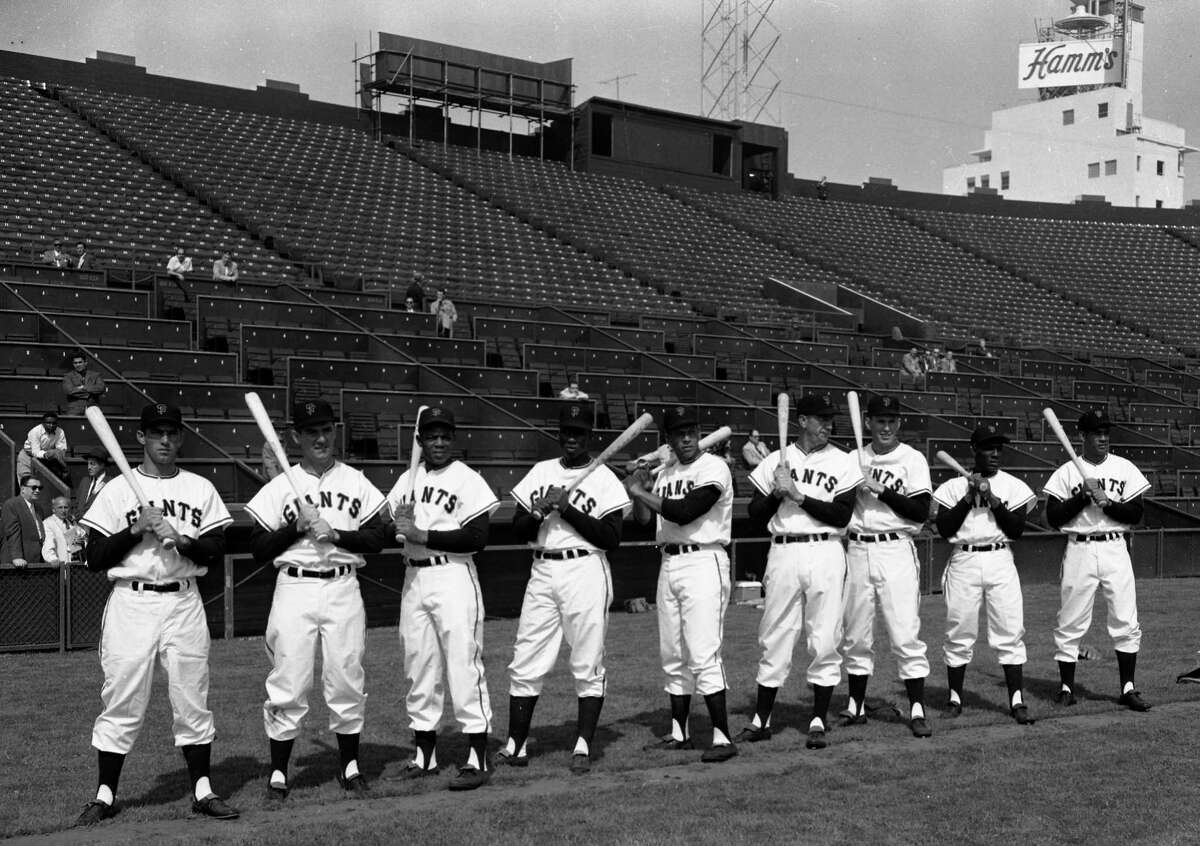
[315,532,331,543]
[395,532,407,544]
[530,509,544,521]
[161,537,177,551]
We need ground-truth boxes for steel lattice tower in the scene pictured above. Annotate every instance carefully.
[700,0,781,124]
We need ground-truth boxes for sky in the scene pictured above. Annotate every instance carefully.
[3,0,1199,198]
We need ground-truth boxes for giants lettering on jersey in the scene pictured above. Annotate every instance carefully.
[655,478,695,499]
[795,466,838,494]
[281,490,363,523]
[124,498,204,529]
[1069,478,1127,499]
[529,483,597,515]
[867,466,907,493]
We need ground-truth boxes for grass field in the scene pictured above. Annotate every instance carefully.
[4,578,1200,845]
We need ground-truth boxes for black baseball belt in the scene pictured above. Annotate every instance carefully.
[847,532,907,543]
[283,564,354,579]
[534,548,592,560]
[773,533,832,544]
[124,578,193,592]
[408,555,452,567]
[1069,532,1126,543]
[958,542,1008,552]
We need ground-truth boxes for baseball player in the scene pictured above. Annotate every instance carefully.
[244,399,388,802]
[387,407,500,791]
[736,392,864,750]
[932,424,1036,724]
[839,395,933,738]
[74,403,237,826]
[496,403,630,774]
[625,406,737,763]
[1044,409,1151,711]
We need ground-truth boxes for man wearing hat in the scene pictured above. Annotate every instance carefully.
[932,423,1036,724]
[839,395,934,738]
[75,447,113,519]
[497,402,630,774]
[386,407,500,790]
[737,392,864,750]
[244,399,388,802]
[625,406,737,763]
[75,404,238,825]
[1043,408,1151,711]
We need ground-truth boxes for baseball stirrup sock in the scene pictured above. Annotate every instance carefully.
[337,732,360,777]
[669,694,692,741]
[576,696,604,748]
[752,684,778,728]
[946,664,966,701]
[413,730,438,770]
[811,684,833,726]
[269,738,295,782]
[703,690,731,743]
[506,695,538,757]
[847,674,869,716]
[1116,650,1137,691]
[467,732,488,771]
[96,751,125,804]
[1057,660,1077,692]
[903,677,925,706]
[1002,664,1024,706]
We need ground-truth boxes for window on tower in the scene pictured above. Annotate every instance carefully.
[1105,159,1117,176]
[1063,109,1075,125]
[1098,102,1109,118]
[1088,162,1100,179]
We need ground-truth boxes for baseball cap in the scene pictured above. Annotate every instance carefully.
[970,423,1010,448]
[559,403,593,432]
[418,406,456,433]
[1077,408,1112,433]
[662,405,698,432]
[866,395,901,416]
[796,392,837,416]
[139,402,183,429]
[292,399,336,428]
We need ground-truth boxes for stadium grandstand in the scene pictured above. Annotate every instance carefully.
[2,37,1200,653]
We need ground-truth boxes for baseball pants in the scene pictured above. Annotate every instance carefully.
[1054,537,1141,661]
[755,539,846,690]
[657,548,731,696]
[942,548,1027,666]
[400,562,492,734]
[92,581,215,754]
[508,553,612,698]
[841,538,930,680]
[263,570,367,741]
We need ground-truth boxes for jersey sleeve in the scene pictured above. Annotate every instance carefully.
[1042,463,1073,501]
[195,479,233,534]
[356,473,387,522]
[457,466,500,522]
[1008,477,1037,512]
[244,475,289,531]
[385,469,414,515]
[1121,459,1151,501]
[932,477,963,509]
[592,467,632,518]
[510,465,539,511]
[748,450,779,496]
[77,478,127,537]
[834,452,864,496]
[693,454,731,492]
[905,449,932,496]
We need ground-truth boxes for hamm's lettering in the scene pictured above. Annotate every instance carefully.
[655,478,696,499]
[124,499,203,529]
[1071,478,1127,498]
[794,466,839,494]
[1021,42,1118,82]
[281,490,364,522]
[868,466,907,493]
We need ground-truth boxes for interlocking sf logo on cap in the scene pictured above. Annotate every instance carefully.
[559,403,592,430]
[866,395,899,416]
[305,402,316,416]
[418,407,456,431]
[970,423,1010,447]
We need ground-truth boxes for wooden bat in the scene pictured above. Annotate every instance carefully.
[85,405,175,550]
[1042,407,1090,480]
[395,405,429,543]
[633,443,672,468]
[934,449,972,479]
[244,392,329,542]
[777,392,790,468]
[650,425,733,477]
[847,390,866,467]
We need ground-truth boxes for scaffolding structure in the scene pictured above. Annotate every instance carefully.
[700,0,781,125]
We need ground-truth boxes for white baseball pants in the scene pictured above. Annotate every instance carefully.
[1054,538,1141,661]
[400,562,492,733]
[263,570,367,741]
[755,539,846,690]
[942,548,1027,666]
[657,548,731,696]
[92,582,215,754]
[508,553,611,698]
[841,538,930,679]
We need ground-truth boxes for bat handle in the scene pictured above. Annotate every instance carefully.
[530,509,544,521]
[395,532,407,544]
[161,537,176,551]
[314,531,332,543]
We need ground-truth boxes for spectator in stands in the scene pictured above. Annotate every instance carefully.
[75,447,111,518]
[405,271,426,311]
[74,241,97,271]
[212,250,239,284]
[41,239,70,268]
[261,440,283,481]
[924,347,945,374]
[2,475,46,567]
[167,244,193,282]
[62,352,107,414]
[900,347,926,389]
[943,351,958,374]
[817,176,829,202]
[404,297,418,313]
[430,287,458,338]
[742,429,770,469]
[42,495,84,565]
[17,412,69,485]
[977,338,995,359]
[558,378,589,400]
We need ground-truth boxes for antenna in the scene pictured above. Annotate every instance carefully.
[700,0,781,124]
[598,72,638,101]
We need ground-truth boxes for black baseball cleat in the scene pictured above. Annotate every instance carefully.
[192,794,239,820]
[494,749,529,768]
[805,729,828,750]
[642,736,695,752]
[910,717,932,738]
[945,700,963,717]
[837,709,868,728]
[448,766,490,791]
[1055,688,1077,707]
[1177,667,1200,684]
[733,725,772,743]
[700,743,738,763]
[1011,705,1034,725]
[337,772,370,795]
[74,800,116,827]
[390,762,437,781]
[1120,690,1151,712]
[265,782,289,805]
[569,754,592,775]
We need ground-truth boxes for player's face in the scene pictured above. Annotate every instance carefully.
[667,425,700,464]
[1082,428,1109,462]
[973,442,1003,474]
[138,424,183,467]
[419,425,455,469]
[798,413,832,448]
[294,422,336,467]
[558,426,590,461]
[868,414,901,450]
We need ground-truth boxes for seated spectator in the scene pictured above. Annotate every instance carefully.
[900,347,926,389]
[558,378,589,400]
[977,338,995,359]
[61,352,106,414]
[430,287,458,338]
[41,239,70,268]
[75,447,112,517]
[166,244,193,281]
[404,296,417,312]
[42,495,84,565]
[741,429,770,469]
[2,475,45,567]
[405,271,426,311]
[73,241,96,271]
[17,412,69,485]
[943,351,957,374]
[212,250,239,284]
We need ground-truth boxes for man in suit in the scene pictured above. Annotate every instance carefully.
[2,475,46,566]
[76,448,112,518]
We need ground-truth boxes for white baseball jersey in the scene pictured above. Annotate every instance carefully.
[511,459,631,550]
[748,443,864,536]
[653,452,732,544]
[850,442,931,535]
[931,471,1036,544]
[1043,455,1150,533]
[245,462,385,569]
[79,468,232,582]
[386,460,500,559]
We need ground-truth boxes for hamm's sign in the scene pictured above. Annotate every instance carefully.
[1017,39,1122,89]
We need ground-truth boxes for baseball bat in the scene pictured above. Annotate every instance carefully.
[847,391,866,467]
[395,405,429,543]
[777,392,790,468]
[633,443,672,468]
[1042,408,1090,480]
[85,405,175,550]
[244,392,329,542]
[566,412,655,496]
[650,425,733,477]
[934,449,972,479]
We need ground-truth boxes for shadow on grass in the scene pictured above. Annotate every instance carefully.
[122,754,261,810]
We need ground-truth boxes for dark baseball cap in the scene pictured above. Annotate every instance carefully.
[970,423,1010,448]
[796,392,837,416]
[559,402,593,432]
[662,405,698,432]
[418,406,456,433]
[1077,408,1112,432]
[139,402,183,430]
[866,395,901,416]
[292,399,336,428]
